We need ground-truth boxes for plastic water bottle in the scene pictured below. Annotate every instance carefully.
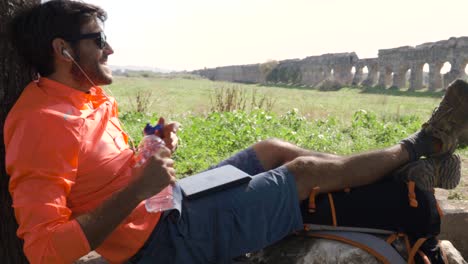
[134,123,177,213]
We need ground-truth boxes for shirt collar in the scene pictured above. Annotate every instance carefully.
[37,77,109,109]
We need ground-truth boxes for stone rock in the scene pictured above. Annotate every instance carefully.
[440,240,468,264]
[246,236,468,264]
[438,199,468,260]
[247,235,381,264]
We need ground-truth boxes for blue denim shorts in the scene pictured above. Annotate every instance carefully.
[133,147,303,264]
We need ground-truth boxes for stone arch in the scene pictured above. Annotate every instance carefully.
[440,62,452,74]
[409,62,424,91]
[319,67,326,79]
[386,72,395,89]
[322,66,331,80]
[391,65,409,89]
[378,66,392,88]
[422,63,429,88]
[361,61,379,87]
[375,71,380,85]
[428,61,443,91]
[460,59,468,79]
[441,61,452,88]
[363,66,369,74]
[423,63,429,72]
[351,65,363,85]
[405,68,411,89]
[442,58,468,88]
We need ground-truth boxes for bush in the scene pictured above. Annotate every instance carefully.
[209,85,276,112]
[129,90,155,113]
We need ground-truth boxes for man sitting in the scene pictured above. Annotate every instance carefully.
[5,0,466,263]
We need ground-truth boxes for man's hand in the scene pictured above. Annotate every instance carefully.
[76,122,179,250]
[132,146,177,201]
[77,146,176,250]
[156,117,180,153]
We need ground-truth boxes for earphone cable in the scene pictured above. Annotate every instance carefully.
[69,57,137,150]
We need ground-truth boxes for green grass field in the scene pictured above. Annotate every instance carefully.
[108,76,444,122]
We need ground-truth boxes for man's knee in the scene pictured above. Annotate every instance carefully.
[287,155,347,194]
[252,138,298,169]
[255,138,288,148]
[284,156,321,199]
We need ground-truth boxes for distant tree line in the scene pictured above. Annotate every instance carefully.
[112,69,201,80]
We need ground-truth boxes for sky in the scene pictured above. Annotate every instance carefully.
[78,0,468,71]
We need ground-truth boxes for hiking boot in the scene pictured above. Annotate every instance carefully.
[393,154,461,191]
[422,79,468,156]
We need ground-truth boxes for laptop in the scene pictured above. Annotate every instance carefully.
[178,165,252,200]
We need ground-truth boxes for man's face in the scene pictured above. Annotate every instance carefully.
[71,18,114,86]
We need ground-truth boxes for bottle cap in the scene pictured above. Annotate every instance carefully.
[143,123,164,135]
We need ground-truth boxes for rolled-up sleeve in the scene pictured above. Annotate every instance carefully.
[5,110,90,264]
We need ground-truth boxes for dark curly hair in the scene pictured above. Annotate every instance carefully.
[10,0,107,77]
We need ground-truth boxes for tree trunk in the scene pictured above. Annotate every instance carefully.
[1,0,40,263]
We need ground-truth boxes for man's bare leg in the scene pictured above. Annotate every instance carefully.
[252,139,409,200]
[286,145,409,199]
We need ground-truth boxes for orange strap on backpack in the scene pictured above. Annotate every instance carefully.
[328,193,337,226]
[308,186,321,213]
[407,181,418,208]
[408,237,428,264]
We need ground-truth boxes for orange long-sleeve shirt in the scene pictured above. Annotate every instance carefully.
[4,78,160,264]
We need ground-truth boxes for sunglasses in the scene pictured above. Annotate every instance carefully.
[65,32,107,49]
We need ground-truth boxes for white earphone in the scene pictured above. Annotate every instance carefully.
[62,48,73,59]
[62,48,98,87]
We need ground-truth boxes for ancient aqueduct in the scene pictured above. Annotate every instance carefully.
[193,37,468,90]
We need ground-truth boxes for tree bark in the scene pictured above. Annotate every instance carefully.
[1,0,40,263]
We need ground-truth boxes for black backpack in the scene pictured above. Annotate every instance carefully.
[300,178,448,264]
